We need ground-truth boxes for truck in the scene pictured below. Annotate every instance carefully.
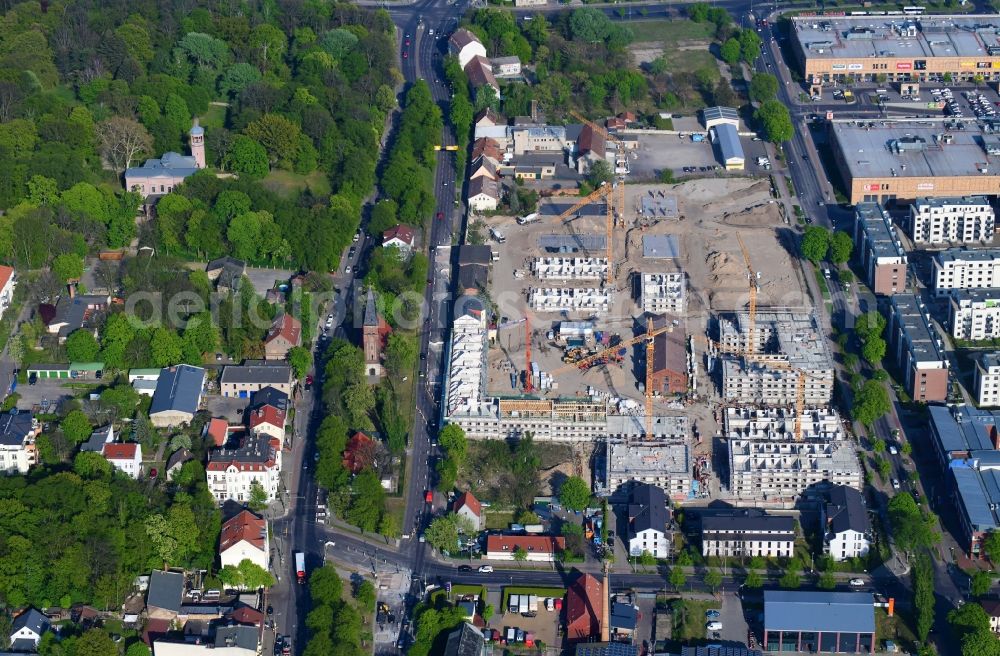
[516,212,540,225]
[490,227,506,243]
[295,552,306,584]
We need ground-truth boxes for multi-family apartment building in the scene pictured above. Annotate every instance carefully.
[701,509,795,558]
[976,353,1000,407]
[206,434,281,505]
[933,248,1000,297]
[718,312,835,406]
[640,272,686,314]
[910,196,995,245]
[888,294,949,402]
[949,289,1000,341]
[821,485,872,562]
[854,203,908,295]
[0,411,39,475]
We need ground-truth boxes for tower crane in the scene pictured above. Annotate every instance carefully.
[524,315,533,394]
[552,183,615,283]
[736,233,759,356]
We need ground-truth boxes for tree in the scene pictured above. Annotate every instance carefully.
[587,159,613,188]
[52,253,84,282]
[704,568,723,593]
[669,566,686,591]
[913,553,935,642]
[150,327,183,367]
[74,629,117,656]
[354,579,377,611]
[220,63,262,97]
[61,410,93,444]
[739,28,762,63]
[890,493,939,554]
[984,530,1000,563]
[346,469,384,532]
[828,231,854,265]
[559,476,592,511]
[237,558,275,589]
[818,571,837,589]
[720,38,741,65]
[971,570,993,597]
[801,226,830,263]
[97,116,154,173]
[245,114,302,167]
[873,438,886,453]
[424,515,460,553]
[65,329,101,362]
[853,379,891,427]
[384,334,417,378]
[288,346,311,380]
[744,569,763,589]
[248,480,269,511]
[224,136,269,178]
[961,629,1000,656]
[369,200,399,236]
[126,643,152,656]
[855,310,887,343]
[513,546,528,562]
[862,336,887,366]
[755,99,794,143]
[779,569,801,589]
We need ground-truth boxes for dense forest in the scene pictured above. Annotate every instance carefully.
[0,0,400,272]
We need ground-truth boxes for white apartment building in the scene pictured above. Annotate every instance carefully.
[641,272,686,314]
[976,353,1000,407]
[701,510,795,558]
[206,434,280,505]
[0,412,39,475]
[534,257,608,281]
[822,485,872,562]
[933,248,1000,297]
[728,439,863,501]
[949,289,1000,341]
[627,483,672,558]
[910,196,995,245]
[219,510,269,572]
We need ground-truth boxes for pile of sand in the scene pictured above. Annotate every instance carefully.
[721,203,783,228]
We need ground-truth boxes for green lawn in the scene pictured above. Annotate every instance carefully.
[628,19,716,45]
[672,599,716,641]
[262,169,331,198]
[198,103,228,130]
[484,510,515,530]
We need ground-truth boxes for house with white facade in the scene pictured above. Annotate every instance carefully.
[448,29,487,69]
[220,363,294,398]
[0,411,39,475]
[9,608,49,652]
[701,508,795,558]
[976,352,1000,407]
[491,56,522,78]
[0,265,16,324]
[626,483,671,559]
[102,442,143,479]
[467,176,500,212]
[219,509,269,572]
[909,196,995,245]
[452,491,484,530]
[247,404,286,442]
[125,121,205,199]
[206,434,280,505]
[821,485,871,562]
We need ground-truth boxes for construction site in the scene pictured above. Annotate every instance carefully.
[444,116,838,502]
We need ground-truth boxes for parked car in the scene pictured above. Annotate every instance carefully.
[888,445,898,455]
[706,610,721,619]
[891,478,901,490]
[457,565,472,572]
[849,578,865,587]
[706,621,723,631]
[478,565,494,573]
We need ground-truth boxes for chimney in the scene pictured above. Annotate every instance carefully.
[600,568,610,642]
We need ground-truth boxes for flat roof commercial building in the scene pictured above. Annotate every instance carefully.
[888,294,949,402]
[854,203,908,295]
[763,591,876,654]
[830,119,1000,204]
[948,288,1000,340]
[791,15,1000,85]
[909,196,995,245]
[710,123,745,171]
[933,247,1000,297]
[718,312,835,406]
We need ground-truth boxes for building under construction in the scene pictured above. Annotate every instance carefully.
[724,406,862,505]
[600,415,694,500]
[716,311,835,406]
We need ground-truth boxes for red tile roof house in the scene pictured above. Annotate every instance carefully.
[485,535,565,563]
[382,225,416,256]
[452,491,484,530]
[247,404,286,442]
[101,443,142,479]
[566,573,605,642]
[342,431,378,474]
[219,509,269,573]
[263,314,301,361]
[206,418,231,447]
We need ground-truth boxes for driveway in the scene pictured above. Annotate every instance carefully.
[718,590,750,647]
[204,394,251,422]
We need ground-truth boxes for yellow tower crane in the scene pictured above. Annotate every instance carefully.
[553,183,615,284]
[736,233,759,356]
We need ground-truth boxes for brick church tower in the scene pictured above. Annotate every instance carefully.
[362,288,383,379]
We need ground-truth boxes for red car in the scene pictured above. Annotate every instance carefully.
[424,490,433,503]
[402,51,408,59]
[305,375,314,389]
[405,38,411,46]
[436,211,444,220]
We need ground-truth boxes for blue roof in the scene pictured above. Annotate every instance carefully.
[952,467,1000,532]
[124,152,199,180]
[764,591,875,633]
[150,365,205,417]
[713,123,744,163]
[930,405,1000,457]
